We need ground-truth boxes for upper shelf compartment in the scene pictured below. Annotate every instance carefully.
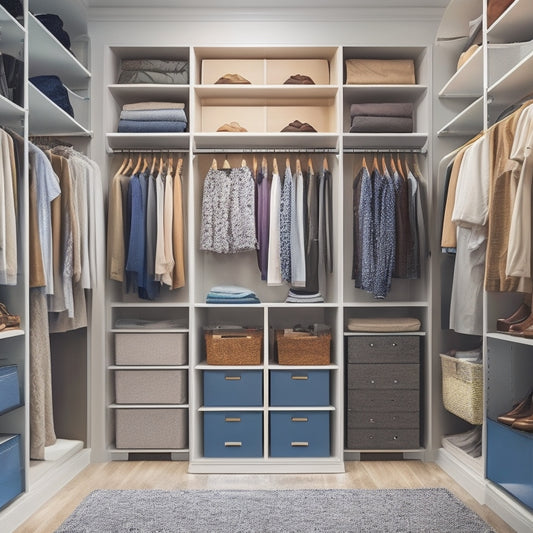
[487,0,533,44]
[0,5,25,59]
[436,0,482,41]
[439,44,483,98]
[28,13,91,90]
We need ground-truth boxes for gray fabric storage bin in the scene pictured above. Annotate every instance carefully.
[346,363,419,390]
[115,333,187,365]
[115,408,188,449]
[115,369,187,404]
[347,336,419,364]
[346,409,419,429]
[347,428,419,450]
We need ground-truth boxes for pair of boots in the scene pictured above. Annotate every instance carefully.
[497,389,533,431]
[496,303,533,337]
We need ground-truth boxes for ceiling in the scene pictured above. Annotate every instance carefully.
[86,0,450,8]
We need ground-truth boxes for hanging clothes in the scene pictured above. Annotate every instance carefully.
[256,158,271,281]
[171,160,185,289]
[279,164,292,283]
[267,168,282,286]
[290,163,306,286]
[305,163,319,293]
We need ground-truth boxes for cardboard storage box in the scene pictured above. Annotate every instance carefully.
[115,369,187,404]
[115,333,187,366]
[115,408,188,449]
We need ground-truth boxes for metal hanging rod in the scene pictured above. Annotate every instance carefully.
[109,149,187,154]
[193,148,338,154]
[342,147,427,154]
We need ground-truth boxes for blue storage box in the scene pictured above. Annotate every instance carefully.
[0,365,21,415]
[487,418,533,510]
[270,411,330,457]
[270,370,330,406]
[0,434,24,509]
[204,411,263,457]
[203,370,263,407]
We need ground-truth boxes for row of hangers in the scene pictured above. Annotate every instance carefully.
[361,152,422,179]
[117,152,184,177]
[211,155,330,176]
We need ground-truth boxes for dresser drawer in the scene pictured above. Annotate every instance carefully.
[346,363,419,390]
[347,389,419,412]
[347,336,419,364]
[203,411,263,458]
[270,370,329,407]
[347,428,420,450]
[203,370,263,407]
[270,411,330,457]
[346,409,419,429]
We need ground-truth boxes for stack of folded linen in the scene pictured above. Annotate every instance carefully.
[349,102,413,133]
[118,59,189,84]
[285,288,324,303]
[117,101,187,133]
[206,285,261,304]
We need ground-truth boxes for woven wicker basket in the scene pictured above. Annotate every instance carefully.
[205,329,262,365]
[440,353,483,425]
[275,330,331,365]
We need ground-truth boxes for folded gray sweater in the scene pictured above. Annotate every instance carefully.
[350,102,413,118]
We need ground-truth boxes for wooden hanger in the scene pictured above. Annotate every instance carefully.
[223,156,231,169]
[396,152,404,178]
[117,153,129,175]
[372,153,379,172]
[158,154,164,174]
[323,156,329,171]
[413,153,423,179]
[286,157,291,171]
[308,157,314,175]
[132,153,142,174]
[273,157,279,175]
[168,154,174,175]
[389,154,397,174]
[296,157,302,174]
[361,154,368,169]
[241,158,247,168]
[253,156,258,175]
[150,153,157,175]
[211,157,218,170]
[262,156,268,173]
[381,155,389,174]
[176,157,183,175]
[404,153,411,175]
[142,154,149,173]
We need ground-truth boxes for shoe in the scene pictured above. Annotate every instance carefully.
[497,390,533,425]
[283,74,315,85]
[215,73,251,84]
[508,311,533,336]
[216,121,247,132]
[281,120,317,132]
[512,413,533,432]
[497,303,531,332]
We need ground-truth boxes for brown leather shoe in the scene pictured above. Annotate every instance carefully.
[512,413,533,431]
[498,390,533,425]
[497,303,531,332]
[215,73,251,84]
[284,74,315,85]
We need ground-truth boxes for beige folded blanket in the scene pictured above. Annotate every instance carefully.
[122,101,185,111]
[345,59,415,85]
[347,317,421,332]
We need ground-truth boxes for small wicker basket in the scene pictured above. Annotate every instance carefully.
[205,329,262,365]
[275,330,331,365]
[440,353,483,425]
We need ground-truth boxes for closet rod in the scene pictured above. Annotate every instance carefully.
[109,149,187,154]
[343,148,427,154]
[193,148,338,154]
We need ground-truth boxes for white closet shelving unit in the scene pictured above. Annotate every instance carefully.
[0,1,94,530]
[434,1,533,531]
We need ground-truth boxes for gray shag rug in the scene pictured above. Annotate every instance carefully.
[56,488,493,533]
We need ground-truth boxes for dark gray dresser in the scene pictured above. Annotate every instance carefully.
[346,336,421,450]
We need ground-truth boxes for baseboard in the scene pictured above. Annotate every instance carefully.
[485,481,533,533]
[0,448,91,533]
[436,447,486,504]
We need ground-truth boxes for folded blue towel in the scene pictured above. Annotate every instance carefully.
[206,296,261,304]
[208,285,256,299]
[117,119,187,133]
[120,109,187,122]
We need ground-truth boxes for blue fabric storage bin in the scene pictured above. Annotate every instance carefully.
[487,418,533,510]
[0,365,21,415]
[0,434,23,509]
[204,411,263,457]
[270,370,330,406]
[270,411,330,457]
[203,370,263,407]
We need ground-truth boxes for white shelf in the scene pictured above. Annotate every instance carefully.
[196,362,263,370]
[342,133,428,151]
[28,84,91,136]
[268,405,335,411]
[437,96,484,137]
[195,302,338,308]
[105,132,190,152]
[343,84,427,102]
[198,406,263,411]
[108,365,189,370]
[0,329,25,340]
[109,447,189,453]
[0,6,25,59]
[343,301,429,307]
[486,332,533,346]
[0,95,25,123]
[110,301,190,308]
[110,328,189,333]
[268,364,340,370]
[108,84,189,106]
[343,331,426,337]
[28,13,91,90]
[439,45,483,98]
[109,403,188,409]
[436,0,482,40]
[195,84,338,102]
[193,132,339,151]
[29,439,84,485]
[487,0,533,43]
[488,49,533,108]
[441,437,483,476]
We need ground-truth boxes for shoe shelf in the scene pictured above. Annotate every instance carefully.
[0,5,25,59]
[108,84,190,107]
[438,45,483,99]
[487,0,533,43]
[437,96,483,137]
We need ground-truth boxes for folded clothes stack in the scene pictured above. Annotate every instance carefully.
[285,288,324,303]
[446,346,482,363]
[118,59,189,84]
[117,101,187,133]
[206,285,261,304]
[349,102,413,133]
[445,426,482,458]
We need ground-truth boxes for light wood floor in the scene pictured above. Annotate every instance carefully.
[15,460,515,533]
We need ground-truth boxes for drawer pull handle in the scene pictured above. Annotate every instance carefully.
[392,343,397,347]
[369,418,375,423]
[291,442,309,447]
[291,375,308,380]
[369,343,374,347]
[393,379,399,384]
[369,435,374,439]
[370,380,375,384]
[225,417,241,423]
[291,417,308,422]
[225,441,242,447]
[225,376,241,381]
[393,435,399,440]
